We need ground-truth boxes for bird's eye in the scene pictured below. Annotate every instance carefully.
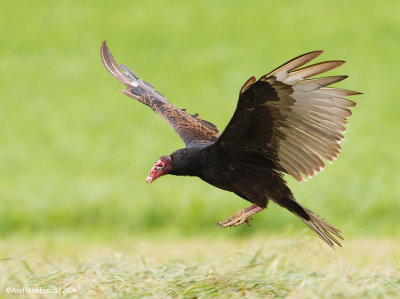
[155,163,164,171]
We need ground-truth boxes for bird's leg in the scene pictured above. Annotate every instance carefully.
[217,204,264,228]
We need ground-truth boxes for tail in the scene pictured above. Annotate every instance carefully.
[275,195,343,248]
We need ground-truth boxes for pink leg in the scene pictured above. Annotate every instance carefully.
[217,204,264,228]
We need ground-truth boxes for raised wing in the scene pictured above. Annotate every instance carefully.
[216,51,360,181]
[101,41,219,147]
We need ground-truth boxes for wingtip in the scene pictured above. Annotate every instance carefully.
[303,50,324,57]
[312,50,324,56]
[298,50,325,62]
[100,40,108,58]
[327,60,346,67]
[101,40,107,51]
[265,50,327,81]
[305,50,324,59]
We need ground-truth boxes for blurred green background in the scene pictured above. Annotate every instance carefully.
[0,0,399,239]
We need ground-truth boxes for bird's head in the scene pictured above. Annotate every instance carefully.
[146,156,173,184]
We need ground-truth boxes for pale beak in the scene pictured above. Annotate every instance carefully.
[146,176,153,184]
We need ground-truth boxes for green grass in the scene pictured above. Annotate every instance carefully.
[1,1,400,235]
[1,235,399,298]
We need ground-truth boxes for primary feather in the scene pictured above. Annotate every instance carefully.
[218,50,359,182]
[101,41,219,146]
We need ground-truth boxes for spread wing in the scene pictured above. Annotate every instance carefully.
[216,51,361,181]
[101,41,219,147]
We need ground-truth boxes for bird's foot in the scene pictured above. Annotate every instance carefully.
[217,204,264,228]
[217,210,253,228]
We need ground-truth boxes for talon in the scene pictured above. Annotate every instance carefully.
[245,218,252,227]
[217,205,262,229]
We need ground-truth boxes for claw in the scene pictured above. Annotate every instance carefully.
[245,217,252,227]
[217,205,263,228]
[217,212,253,228]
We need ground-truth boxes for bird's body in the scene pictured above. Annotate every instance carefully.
[101,41,360,248]
[170,143,287,209]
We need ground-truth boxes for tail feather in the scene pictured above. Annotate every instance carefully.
[275,195,343,248]
[299,208,343,248]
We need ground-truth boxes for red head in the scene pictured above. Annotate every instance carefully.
[146,156,173,184]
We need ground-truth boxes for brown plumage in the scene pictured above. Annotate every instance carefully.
[101,41,360,248]
[101,42,219,146]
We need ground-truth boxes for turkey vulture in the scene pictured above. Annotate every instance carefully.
[101,41,360,248]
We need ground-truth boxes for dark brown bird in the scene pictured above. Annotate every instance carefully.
[101,41,360,248]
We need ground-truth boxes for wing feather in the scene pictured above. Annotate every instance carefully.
[294,76,348,91]
[101,41,219,146]
[215,51,360,181]
[283,60,345,84]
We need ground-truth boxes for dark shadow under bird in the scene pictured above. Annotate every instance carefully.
[101,41,361,248]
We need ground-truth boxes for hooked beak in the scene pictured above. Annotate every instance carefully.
[146,166,159,184]
[146,157,172,184]
[146,175,153,184]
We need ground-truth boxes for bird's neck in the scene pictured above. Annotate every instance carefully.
[169,146,205,177]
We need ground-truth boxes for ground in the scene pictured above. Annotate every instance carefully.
[1,234,399,298]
